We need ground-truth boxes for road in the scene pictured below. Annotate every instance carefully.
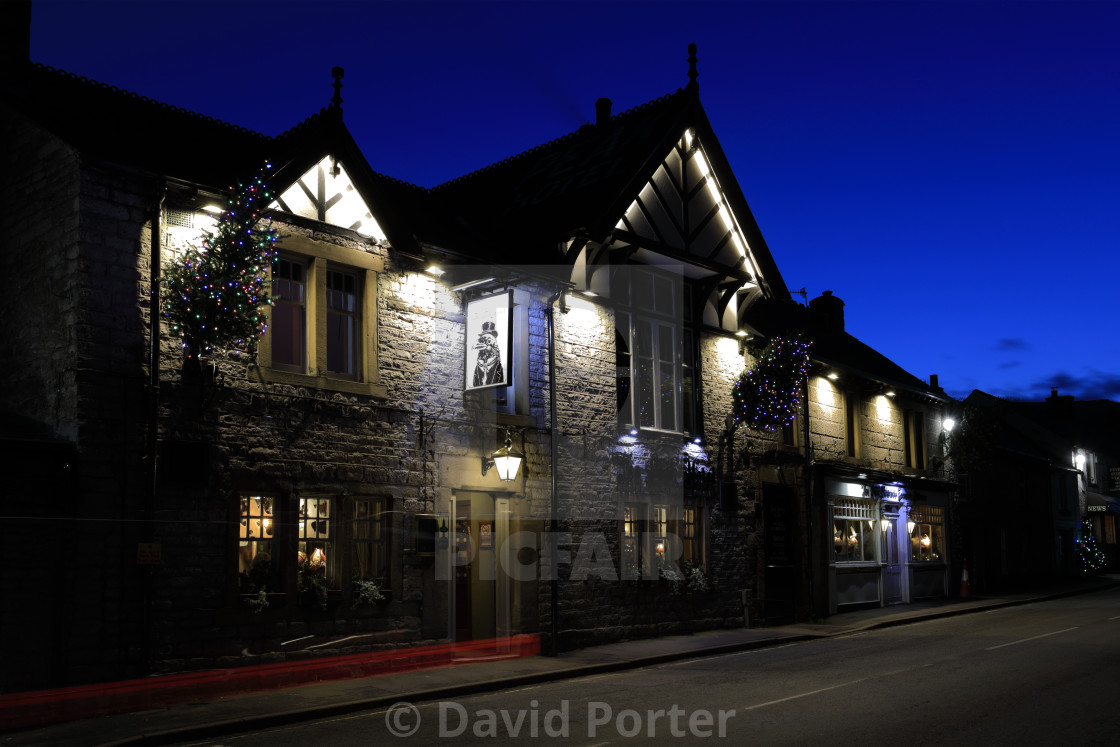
[185,588,1120,745]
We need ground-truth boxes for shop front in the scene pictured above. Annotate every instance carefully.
[825,474,951,614]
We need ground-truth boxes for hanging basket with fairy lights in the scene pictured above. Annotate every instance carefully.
[731,335,812,433]
[162,163,280,363]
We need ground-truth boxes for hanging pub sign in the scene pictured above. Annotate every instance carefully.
[465,290,513,391]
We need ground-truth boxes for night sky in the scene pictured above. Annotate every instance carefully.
[28,1,1120,402]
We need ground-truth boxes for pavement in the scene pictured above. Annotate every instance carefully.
[4,576,1118,747]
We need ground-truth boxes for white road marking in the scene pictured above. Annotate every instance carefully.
[743,678,866,711]
[985,627,1079,650]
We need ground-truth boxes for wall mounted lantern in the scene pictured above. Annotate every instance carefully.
[880,516,891,534]
[482,429,523,482]
[906,512,918,535]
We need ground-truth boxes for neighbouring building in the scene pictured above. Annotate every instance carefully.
[1,15,961,694]
[957,389,1120,589]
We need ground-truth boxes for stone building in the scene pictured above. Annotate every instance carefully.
[739,291,958,620]
[1,24,957,692]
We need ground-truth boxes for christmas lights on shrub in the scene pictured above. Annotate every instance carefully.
[162,163,280,360]
[1075,519,1107,573]
[731,334,812,433]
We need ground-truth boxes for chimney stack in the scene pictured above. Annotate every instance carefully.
[595,98,612,126]
[809,290,845,334]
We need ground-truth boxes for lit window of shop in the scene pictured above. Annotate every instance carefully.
[238,495,279,595]
[353,498,387,581]
[833,499,876,562]
[299,497,339,589]
[910,506,945,562]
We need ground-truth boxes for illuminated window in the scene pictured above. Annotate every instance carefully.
[614,268,698,434]
[832,499,876,563]
[652,504,669,557]
[299,497,338,590]
[238,495,280,596]
[680,504,701,565]
[910,506,945,562]
[622,504,643,579]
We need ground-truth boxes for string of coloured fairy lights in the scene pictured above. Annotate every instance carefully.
[163,163,279,358]
[731,335,812,433]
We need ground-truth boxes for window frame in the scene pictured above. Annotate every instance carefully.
[614,267,699,436]
[831,499,878,564]
[256,235,386,398]
[909,505,945,563]
[904,409,926,470]
[844,391,861,459]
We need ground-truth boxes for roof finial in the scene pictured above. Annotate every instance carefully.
[331,66,344,111]
[687,43,698,89]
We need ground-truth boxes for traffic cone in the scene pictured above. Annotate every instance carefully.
[960,559,972,598]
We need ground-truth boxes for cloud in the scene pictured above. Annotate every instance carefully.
[1028,370,1120,401]
[994,338,1031,352]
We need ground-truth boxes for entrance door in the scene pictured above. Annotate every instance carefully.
[762,484,797,624]
[882,513,903,604]
[453,491,499,642]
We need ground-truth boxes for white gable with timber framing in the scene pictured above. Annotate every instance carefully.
[570,129,772,333]
[271,155,387,241]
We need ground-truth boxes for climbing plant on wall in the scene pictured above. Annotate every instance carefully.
[162,163,279,361]
[731,335,812,433]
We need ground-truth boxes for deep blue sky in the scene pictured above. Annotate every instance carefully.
[30,0,1120,402]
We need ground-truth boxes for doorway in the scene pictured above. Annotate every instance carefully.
[882,512,903,604]
[451,491,510,642]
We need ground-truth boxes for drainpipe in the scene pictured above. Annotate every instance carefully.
[802,372,815,618]
[546,289,565,656]
[143,187,165,673]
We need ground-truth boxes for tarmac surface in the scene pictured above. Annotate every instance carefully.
[4,577,1117,747]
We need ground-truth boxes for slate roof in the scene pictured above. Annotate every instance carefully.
[430,84,789,298]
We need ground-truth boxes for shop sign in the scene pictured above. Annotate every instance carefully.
[1110,466,1120,494]
[464,290,513,392]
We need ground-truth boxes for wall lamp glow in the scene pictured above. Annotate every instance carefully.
[1075,453,1087,469]
[942,417,956,433]
[907,513,917,534]
[880,516,891,533]
[425,264,445,277]
[827,372,839,381]
[482,429,524,482]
